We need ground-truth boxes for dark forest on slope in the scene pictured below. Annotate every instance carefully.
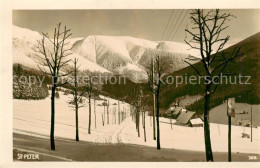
[103,32,260,115]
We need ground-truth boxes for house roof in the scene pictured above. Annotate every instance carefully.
[165,108,171,114]
[176,111,196,124]
[93,95,104,100]
[190,118,203,125]
[172,107,184,115]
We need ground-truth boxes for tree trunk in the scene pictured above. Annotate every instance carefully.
[137,107,140,137]
[142,111,144,127]
[118,100,120,124]
[170,118,172,130]
[88,95,91,134]
[156,92,161,150]
[204,85,214,161]
[107,99,109,124]
[75,107,79,141]
[153,93,156,140]
[144,111,146,142]
[94,99,96,129]
[102,114,104,126]
[152,59,156,141]
[114,108,116,124]
[75,101,79,141]
[50,84,56,150]
[135,107,138,130]
[103,103,105,126]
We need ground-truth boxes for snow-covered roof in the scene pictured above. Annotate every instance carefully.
[176,111,196,124]
[173,107,185,115]
[93,95,103,100]
[190,118,203,125]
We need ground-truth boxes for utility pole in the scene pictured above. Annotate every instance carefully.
[228,112,231,162]
[227,98,235,162]
[251,107,253,142]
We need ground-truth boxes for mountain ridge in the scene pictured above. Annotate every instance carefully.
[13,25,199,82]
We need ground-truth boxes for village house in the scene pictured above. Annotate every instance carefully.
[165,106,186,119]
[175,111,203,127]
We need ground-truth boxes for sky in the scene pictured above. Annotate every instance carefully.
[13,9,260,44]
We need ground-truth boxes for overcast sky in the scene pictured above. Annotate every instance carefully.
[13,9,260,44]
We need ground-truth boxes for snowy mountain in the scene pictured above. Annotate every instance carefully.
[12,25,110,73]
[13,25,199,83]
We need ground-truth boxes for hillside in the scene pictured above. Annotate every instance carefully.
[160,32,260,114]
[103,32,260,115]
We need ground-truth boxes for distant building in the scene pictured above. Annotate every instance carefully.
[176,111,197,127]
[172,107,187,119]
[190,118,203,127]
[237,119,251,127]
[93,95,104,101]
[165,106,186,119]
[165,107,173,117]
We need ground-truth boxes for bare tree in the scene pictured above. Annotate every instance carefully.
[130,87,143,138]
[107,98,110,124]
[84,75,94,134]
[102,98,107,126]
[94,97,97,129]
[152,58,156,141]
[93,94,103,129]
[184,9,242,161]
[68,58,85,141]
[147,54,167,150]
[34,22,72,150]
[142,95,150,142]
[118,100,120,124]
[143,111,146,142]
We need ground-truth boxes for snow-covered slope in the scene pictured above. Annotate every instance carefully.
[13,25,199,82]
[12,25,109,73]
[115,63,148,83]
[71,35,200,82]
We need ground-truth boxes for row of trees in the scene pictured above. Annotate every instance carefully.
[35,23,128,150]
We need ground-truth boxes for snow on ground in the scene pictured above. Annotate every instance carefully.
[13,93,260,154]
[122,116,260,154]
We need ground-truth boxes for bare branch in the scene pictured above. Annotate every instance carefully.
[184,60,202,76]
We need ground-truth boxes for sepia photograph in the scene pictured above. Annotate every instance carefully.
[1,0,260,167]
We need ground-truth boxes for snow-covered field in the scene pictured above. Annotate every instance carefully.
[13,92,260,154]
